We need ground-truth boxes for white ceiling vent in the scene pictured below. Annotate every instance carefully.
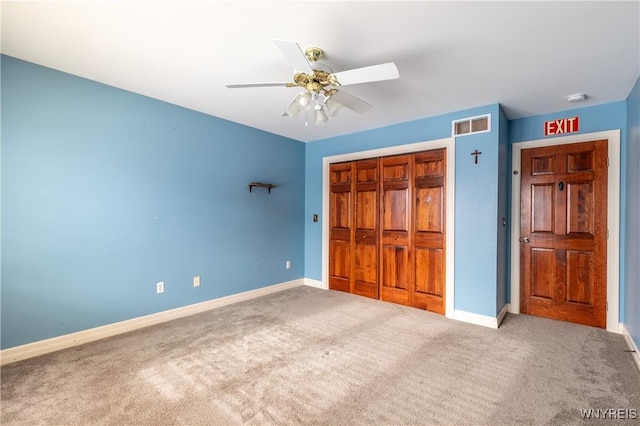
[452,114,491,137]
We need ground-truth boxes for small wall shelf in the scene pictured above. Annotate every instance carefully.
[249,182,277,193]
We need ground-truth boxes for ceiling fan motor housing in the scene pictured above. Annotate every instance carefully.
[293,70,337,94]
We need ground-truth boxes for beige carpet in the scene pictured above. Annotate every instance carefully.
[1,286,639,425]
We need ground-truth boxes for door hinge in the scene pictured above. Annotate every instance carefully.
[606,302,608,312]
[607,229,610,239]
[607,157,610,167]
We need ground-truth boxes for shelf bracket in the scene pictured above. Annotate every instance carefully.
[249,182,277,194]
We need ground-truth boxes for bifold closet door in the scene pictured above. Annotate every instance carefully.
[380,154,412,306]
[329,162,352,293]
[353,159,379,299]
[412,149,446,314]
[329,148,446,314]
[378,150,446,311]
[328,159,379,298]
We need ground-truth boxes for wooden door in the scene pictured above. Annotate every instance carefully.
[329,162,353,293]
[380,154,412,306]
[520,140,608,328]
[353,159,379,299]
[412,149,446,314]
[329,159,379,298]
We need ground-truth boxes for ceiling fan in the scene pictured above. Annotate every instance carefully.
[226,40,399,125]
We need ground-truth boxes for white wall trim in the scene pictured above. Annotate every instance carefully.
[509,130,621,333]
[303,278,325,289]
[321,137,456,318]
[0,279,304,366]
[621,324,640,372]
[454,309,503,329]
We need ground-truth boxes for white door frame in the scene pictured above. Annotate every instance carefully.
[321,137,456,319]
[510,130,621,333]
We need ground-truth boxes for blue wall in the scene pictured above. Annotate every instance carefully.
[305,104,504,317]
[1,56,305,349]
[625,76,640,349]
[453,107,501,317]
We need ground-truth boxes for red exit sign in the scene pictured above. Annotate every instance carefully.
[544,116,579,136]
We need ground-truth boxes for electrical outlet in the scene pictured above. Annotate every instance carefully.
[193,276,200,287]
[286,261,291,269]
[156,281,164,294]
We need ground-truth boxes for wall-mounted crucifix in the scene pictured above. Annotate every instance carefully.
[471,149,482,164]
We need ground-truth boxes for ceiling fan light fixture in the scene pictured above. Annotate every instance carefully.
[283,97,302,118]
[314,105,328,124]
[325,97,343,116]
[284,105,300,119]
[298,91,312,109]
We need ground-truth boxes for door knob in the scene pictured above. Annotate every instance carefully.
[521,236,530,243]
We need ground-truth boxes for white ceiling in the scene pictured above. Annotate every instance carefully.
[2,1,639,142]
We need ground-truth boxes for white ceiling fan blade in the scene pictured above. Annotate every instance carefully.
[273,39,314,74]
[226,82,289,88]
[332,62,399,86]
[330,90,373,114]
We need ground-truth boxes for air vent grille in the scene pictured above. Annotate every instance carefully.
[452,114,490,136]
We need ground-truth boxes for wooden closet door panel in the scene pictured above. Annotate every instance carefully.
[354,159,379,299]
[380,155,412,306]
[412,149,446,313]
[329,162,353,293]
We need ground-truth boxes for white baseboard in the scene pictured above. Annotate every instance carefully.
[621,323,640,372]
[453,308,504,329]
[0,278,304,366]
[303,278,325,289]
